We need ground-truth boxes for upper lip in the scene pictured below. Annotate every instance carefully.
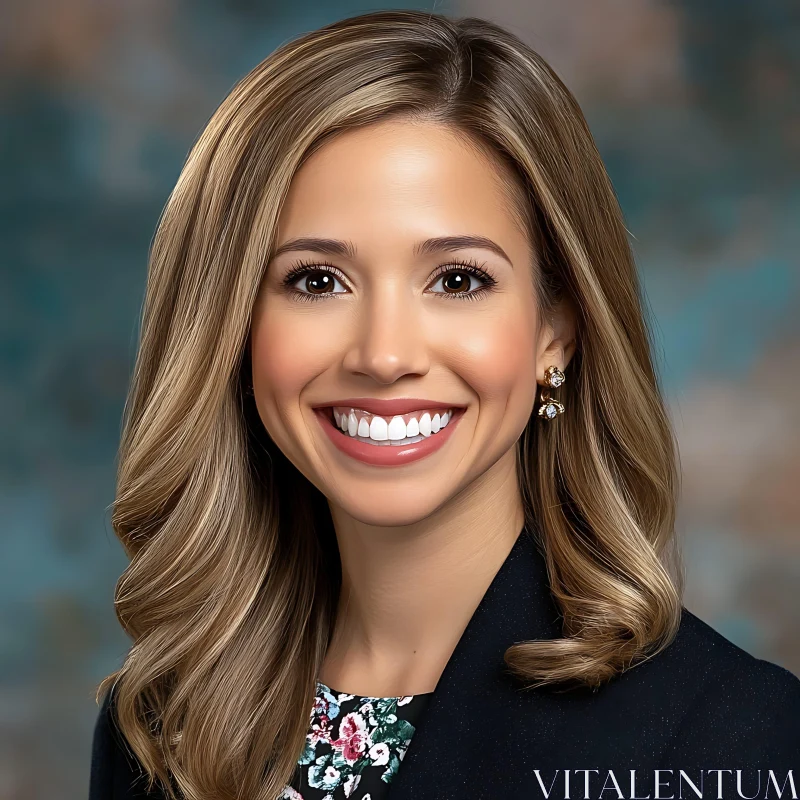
[312,397,465,416]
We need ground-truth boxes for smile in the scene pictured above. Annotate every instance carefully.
[313,405,465,467]
[331,406,455,445]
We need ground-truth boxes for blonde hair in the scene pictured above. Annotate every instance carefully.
[97,10,683,799]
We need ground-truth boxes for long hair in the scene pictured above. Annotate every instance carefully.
[97,10,683,799]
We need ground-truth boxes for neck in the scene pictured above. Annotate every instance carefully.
[319,448,526,697]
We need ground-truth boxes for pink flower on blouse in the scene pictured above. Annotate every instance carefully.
[308,713,334,747]
[331,711,369,762]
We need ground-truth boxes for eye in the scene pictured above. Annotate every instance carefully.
[427,258,498,301]
[281,260,349,303]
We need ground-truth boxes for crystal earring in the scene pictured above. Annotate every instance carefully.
[538,365,565,420]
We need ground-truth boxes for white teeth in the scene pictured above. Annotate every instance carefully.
[329,406,458,445]
[387,416,406,440]
[419,412,431,437]
[369,416,389,441]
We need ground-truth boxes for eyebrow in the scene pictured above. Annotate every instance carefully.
[270,235,512,266]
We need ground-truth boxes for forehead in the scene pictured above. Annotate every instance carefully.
[274,119,527,250]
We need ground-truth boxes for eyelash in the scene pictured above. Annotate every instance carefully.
[280,256,499,304]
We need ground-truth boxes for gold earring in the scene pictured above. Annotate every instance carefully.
[538,365,565,420]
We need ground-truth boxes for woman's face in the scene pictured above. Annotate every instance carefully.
[251,119,560,527]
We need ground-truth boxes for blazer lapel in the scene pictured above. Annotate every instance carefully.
[388,523,564,800]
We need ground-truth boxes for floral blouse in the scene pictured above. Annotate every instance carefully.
[279,679,432,800]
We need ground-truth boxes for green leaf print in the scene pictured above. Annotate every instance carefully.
[371,716,415,749]
[381,752,402,783]
[298,737,317,765]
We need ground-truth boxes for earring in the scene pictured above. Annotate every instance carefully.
[543,365,565,388]
[538,365,565,420]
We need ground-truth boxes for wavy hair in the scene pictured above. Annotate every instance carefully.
[97,10,683,799]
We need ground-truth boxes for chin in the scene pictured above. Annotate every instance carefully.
[330,488,452,530]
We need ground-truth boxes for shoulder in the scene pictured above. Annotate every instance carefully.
[90,686,118,799]
[89,685,163,799]
[656,607,800,765]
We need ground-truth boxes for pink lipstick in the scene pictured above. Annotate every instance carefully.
[312,401,466,467]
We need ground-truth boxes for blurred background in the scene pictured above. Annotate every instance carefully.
[1,0,799,796]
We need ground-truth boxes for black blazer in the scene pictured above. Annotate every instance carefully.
[90,526,800,799]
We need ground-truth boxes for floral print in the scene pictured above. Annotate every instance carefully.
[280,680,432,800]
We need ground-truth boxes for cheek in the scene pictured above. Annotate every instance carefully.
[441,310,538,409]
[249,308,340,469]
[250,309,333,401]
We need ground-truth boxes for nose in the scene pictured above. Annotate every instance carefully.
[341,281,431,384]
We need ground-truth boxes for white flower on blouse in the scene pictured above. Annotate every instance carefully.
[368,741,390,765]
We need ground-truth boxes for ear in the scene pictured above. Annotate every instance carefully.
[536,297,577,383]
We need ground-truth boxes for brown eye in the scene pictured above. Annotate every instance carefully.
[304,271,337,294]
[429,266,494,298]
[282,265,349,300]
[441,272,471,294]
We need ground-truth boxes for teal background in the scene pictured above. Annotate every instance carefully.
[1,1,798,796]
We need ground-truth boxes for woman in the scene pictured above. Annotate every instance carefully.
[89,9,800,800]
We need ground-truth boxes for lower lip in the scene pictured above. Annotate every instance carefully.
[313,407,465,467]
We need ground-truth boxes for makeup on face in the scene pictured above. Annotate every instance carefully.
[249,118,544,524]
